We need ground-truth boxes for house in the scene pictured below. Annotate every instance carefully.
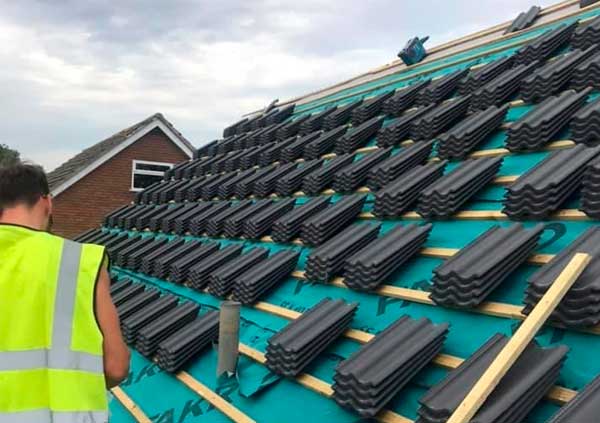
[47,113,194,238]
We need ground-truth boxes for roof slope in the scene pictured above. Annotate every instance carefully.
[48,113,195,193]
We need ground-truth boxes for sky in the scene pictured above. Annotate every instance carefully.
[2,0,556,171]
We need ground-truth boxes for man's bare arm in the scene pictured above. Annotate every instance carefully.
[95,266,130,388]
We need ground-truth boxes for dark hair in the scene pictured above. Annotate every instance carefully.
[0,162,49,211]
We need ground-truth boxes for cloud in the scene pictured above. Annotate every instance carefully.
[2,0,556,171]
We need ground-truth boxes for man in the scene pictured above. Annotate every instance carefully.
[0,162,130,422]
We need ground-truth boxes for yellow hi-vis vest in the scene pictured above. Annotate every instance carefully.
[0,224,108,423]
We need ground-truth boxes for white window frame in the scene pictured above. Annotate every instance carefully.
[131,159,174,192]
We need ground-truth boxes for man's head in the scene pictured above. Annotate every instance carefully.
[0,162,53,231]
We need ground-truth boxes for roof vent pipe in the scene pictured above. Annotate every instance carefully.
[217,301,241,377]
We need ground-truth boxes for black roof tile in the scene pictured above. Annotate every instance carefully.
[351,90,396,125]
[570,94,600,145]
[188,244,243,290]
[126,238,169,270]
[344,223,432,291]
[382,79,431,116]
[333,148,393,193]
[302,154,356,195]
[303,125,349,159]
[417,69,470,106]
[410,96,471,141]
[271,196,331,243]
[374,161,447,217]
[206,200,253,236]
[505,6,541,34]
[323,99,364,130]
[300,106,338,134]
[121,294,179,344]
[377,104,437,147]
[188,202,231,236]
[169,242,221,284]
[305,223,381,282]
[117,287,161,321]
[367,141,434,190]
[280,131,323,163]
[514,21,578,65]
[417,157,503,219]
[266,298,357,377]
[582,156,600,217]
[151,240,203,279]
[301,194,367,246]
[243,198,297,239]
[335,116,385,154]
[223,199,274,238]
[547,374,600,422]
[571,14,600,50]
[430,223,544,307]
[207,247,270,298]
[458,56,514,96]
[275,159,324,196]
[140,239,186,275]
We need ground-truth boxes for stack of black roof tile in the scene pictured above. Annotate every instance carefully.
[377,105,436,147]
[112,283,145,307]
[132,205,168,230]
[431,224,544,307]
[521,46,597,102]
[173,203,214,235]
[514,22,577,65]
[105,234,137,260]
[104,204,135,227]
[275,160,323,196]
[417,69,470,105]
[417,334,568,423]
[302,154,356,195]
[300,106,337,134]
[305,224,381,282]
[546,374,600,422]
[126,238,169,270]
[189,202,232,235]
[280,132,323,163]
[147,204,185,232]
[504,5,541,34]
[160,203,200,233]
[367,141,434,190]
[206,200,253,236]
[155,311,220,373]
[303,126,349,159]
[254,164,299,198]
[582,156,600,217]
[117,287,161,321]
[410,96,471,141]
[169,242,220,284]
[344,224,432,291]
[188,244,243,290]
[333,316,448,418]
[524,227,600,327]
[333,148,392,193]
[271,196,331,243]
[300,195,366,246]
[223,200,273,238]
[121,294,179,344]
[571,96,600,145]
[260,122,287,145]
[334,116,384,154]
[504,144,600,219]
[382,79,431,116]
[323,100,364,130]
[243,198,296,239]
[232,250,300,304]
[417,157,502,219]
[458,56,514,95]
[234,166,277,198]
[258,136,299,166]
[350,91,395,125]
[571,14,600,50]
[217,169,256,199]
[151,240,202,279]
[277,115,312,141]
[207,248,269,297]
[110,278,133,296]
[136,301,200,357]
[140,239,186,275]
[265,298,357,377]
[115,237,156,267]
[470,61,539,110]
[506,88,590,151]
[201,173,238,200]
[436,105,508,160]
[223,118,247,138]
[266,104,295,125]
[374,162,447,217]
[237,145,266,170]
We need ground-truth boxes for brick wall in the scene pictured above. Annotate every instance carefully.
[52,128,189,238]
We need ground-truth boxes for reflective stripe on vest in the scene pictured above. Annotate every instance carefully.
[0,238,108,423]
[0,409,107,423]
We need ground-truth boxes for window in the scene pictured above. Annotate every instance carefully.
[131,160,173,191]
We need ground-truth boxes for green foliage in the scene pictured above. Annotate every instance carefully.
[0,144,20,166]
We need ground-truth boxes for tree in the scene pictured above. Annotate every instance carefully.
[0,144,20,166]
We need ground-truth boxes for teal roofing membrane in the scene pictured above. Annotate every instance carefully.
[104,5,600,423]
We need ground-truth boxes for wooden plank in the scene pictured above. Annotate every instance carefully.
[177,371,257,423]
[111,387,152,423]
[446,253,591,423]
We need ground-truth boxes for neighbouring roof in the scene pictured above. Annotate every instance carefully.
[48,113,195,195]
